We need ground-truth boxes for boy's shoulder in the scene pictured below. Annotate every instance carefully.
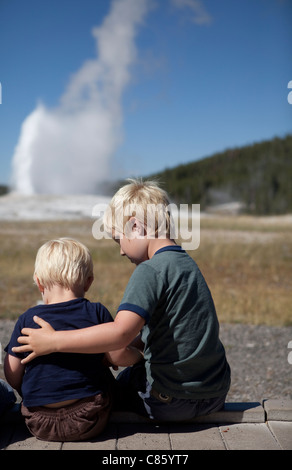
[16,298,112,327]
[16,304,43,324]
[132,245,197,283]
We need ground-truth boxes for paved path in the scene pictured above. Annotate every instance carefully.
[1,399,292,452]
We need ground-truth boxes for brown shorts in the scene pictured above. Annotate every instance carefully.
[21,393,112,442]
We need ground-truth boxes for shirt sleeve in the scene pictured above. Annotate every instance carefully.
[4,317,25,359]
[117,263,164,324]
[96,303,114,324]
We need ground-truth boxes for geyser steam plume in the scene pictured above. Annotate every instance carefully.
[11,0,149,195]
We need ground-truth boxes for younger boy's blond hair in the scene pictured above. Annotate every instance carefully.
[34,238,93,291]
[104,179,173,239]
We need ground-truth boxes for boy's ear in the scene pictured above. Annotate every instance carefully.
[127,217,146,238]
[84,276,94,293]
[34,276,44,293]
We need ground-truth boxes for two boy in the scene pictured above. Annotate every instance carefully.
[6,179,230,439]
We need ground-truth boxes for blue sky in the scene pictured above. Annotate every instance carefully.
[0,0,291,193]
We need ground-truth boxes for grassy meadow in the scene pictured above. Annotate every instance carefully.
[0,214,291,326]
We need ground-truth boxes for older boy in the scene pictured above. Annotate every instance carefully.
[5,238,142,441]
[13,181,230,421]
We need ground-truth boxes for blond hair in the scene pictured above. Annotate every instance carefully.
[34,238,93,290]
[103,178,173,238]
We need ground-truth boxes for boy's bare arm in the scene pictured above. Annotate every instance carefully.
[4,354,25,395]
[105,345,144,367]
[12,310,145,364]
[130,333,144,351]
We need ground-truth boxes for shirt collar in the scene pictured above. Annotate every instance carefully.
[154,245,185,256]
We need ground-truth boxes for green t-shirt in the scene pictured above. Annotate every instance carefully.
[117,245,230,399]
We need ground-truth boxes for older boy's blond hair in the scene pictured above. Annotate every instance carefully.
[104,179,173,239]
[34,238,93,290]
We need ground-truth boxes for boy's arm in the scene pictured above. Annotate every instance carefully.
[12,310,145,364]
[129,333,144,351]
[4,354,25,396]
[105,345,144,368]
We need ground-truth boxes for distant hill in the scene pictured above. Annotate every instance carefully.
[0,185,8,196]
[150,134,292,215]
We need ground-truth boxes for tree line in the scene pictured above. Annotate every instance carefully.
[150,134,292,215]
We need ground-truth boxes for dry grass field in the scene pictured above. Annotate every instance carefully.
[0,214,291,326]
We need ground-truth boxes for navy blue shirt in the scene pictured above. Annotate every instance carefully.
[5,298,114,407]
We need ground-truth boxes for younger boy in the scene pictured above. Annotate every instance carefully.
[13,181,231,421]
[5,238,142,441]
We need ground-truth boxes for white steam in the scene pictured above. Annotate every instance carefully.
[11,0,211,195]
[11,0,149,195]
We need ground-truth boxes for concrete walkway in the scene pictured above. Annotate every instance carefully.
[1,399,292,451]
